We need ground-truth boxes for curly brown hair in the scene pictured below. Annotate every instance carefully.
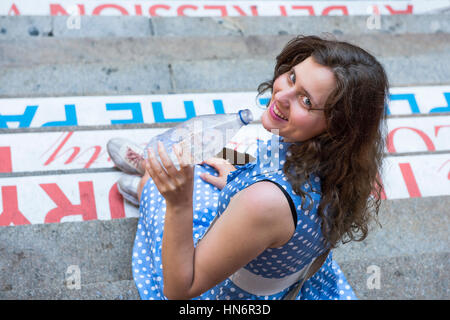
[258,35,389,249]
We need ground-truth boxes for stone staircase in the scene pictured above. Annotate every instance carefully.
[0,8,449,299]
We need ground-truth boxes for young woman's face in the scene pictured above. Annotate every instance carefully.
[261,56,336,142]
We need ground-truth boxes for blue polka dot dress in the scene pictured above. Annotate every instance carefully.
[132,134,357,300]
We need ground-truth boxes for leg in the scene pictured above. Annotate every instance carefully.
[137,161,150,202]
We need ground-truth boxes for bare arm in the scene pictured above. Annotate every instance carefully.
[145,144,294,300]
[164,182,295,299]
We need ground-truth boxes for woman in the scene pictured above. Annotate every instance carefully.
[107,35,389,300]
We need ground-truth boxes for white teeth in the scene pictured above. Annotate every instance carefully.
[274,104,288,120]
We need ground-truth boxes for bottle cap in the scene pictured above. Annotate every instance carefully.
[238,109,253,125]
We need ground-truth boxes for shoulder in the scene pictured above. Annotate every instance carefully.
[231,181,295,247]
[239,180,287,208]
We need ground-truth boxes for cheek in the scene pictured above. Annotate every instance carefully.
[271,77,286,96]
[260,108,273,131]
[292,114,327,133]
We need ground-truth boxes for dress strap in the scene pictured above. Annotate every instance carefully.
[283,248,331,300]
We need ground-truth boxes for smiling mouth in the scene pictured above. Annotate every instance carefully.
[270,102,288,121]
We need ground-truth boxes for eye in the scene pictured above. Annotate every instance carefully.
[301,96,312,108]
[289,71,296,84]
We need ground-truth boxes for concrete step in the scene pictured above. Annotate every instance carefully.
[0,279,139,300]
[333,195,450,263]
[1,52,449,98]
[339,251,449,299]
[1,15,449,97]
[1,8,448,300]
[332,195,450,299]
[0,195,448,299]
[0,217,138,299]
[3,33,450,67]
[1,14,449,39]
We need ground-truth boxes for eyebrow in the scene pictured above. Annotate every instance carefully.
[291,67,320,108]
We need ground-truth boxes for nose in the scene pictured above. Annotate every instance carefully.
[273,85,296,108]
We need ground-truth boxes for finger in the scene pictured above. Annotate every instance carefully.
[145,148,159,183]
[147,148,176,191]
[173,145,195,187]
[157,141,178,177]
[172,144,184,168]
[204,157,230,166]
[202,157,230,173]
[147,147,168,180]
[174,143,191,170]
[200,172,224,189]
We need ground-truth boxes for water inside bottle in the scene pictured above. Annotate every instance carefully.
[146,109,253,169]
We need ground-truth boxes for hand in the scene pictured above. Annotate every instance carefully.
[199,157,236,190]
[145,141,194,209]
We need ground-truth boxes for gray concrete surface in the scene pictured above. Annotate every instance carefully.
[1,51,449,98]
[333,195,450,300]
[2,15,450,39]
[0,12,449,300]
[3,33,450,68]
[0,217,138,299]
[2,16,450,98]
[339,251,449,300]
[1,195,448,299]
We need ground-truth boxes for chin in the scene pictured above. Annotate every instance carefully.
[261,111,284,138]
[261,111,275,133]
[261,116,277,138]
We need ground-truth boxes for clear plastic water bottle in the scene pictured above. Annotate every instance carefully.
[144,109,253,169]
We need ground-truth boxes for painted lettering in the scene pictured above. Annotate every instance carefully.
[204,5,227,17]
[292,6,315,16]
[149,4,171,17]
[398,163,422,198]
[434,124,450,137]
[42,104,78,127]
[279,5,287,16]
[50,4,85,16]
[50,4,69,16]
[152,101,196,123]
[41,181,98,223]
[322,6,349,16]
[0,106,37,128]
[0,146,12,173]
[0,186,30,226]
[8,3,20,15]
[43,132,102,169]
[135,4,143,16]
[430,92,450,113]
[437,159,450,180]
[177,5,198,16]
[387,93,420,115]
[109,183,126,219]
[106,102,143,124]
[232,5,258,16]
[387,127,435,153]
[385,4,413,15]
[92,4,129,16]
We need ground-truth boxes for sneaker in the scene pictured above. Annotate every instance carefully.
[117,174,141,206]
[107,138,145,175]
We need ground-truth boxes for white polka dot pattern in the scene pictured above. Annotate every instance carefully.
[132,136,357,300]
